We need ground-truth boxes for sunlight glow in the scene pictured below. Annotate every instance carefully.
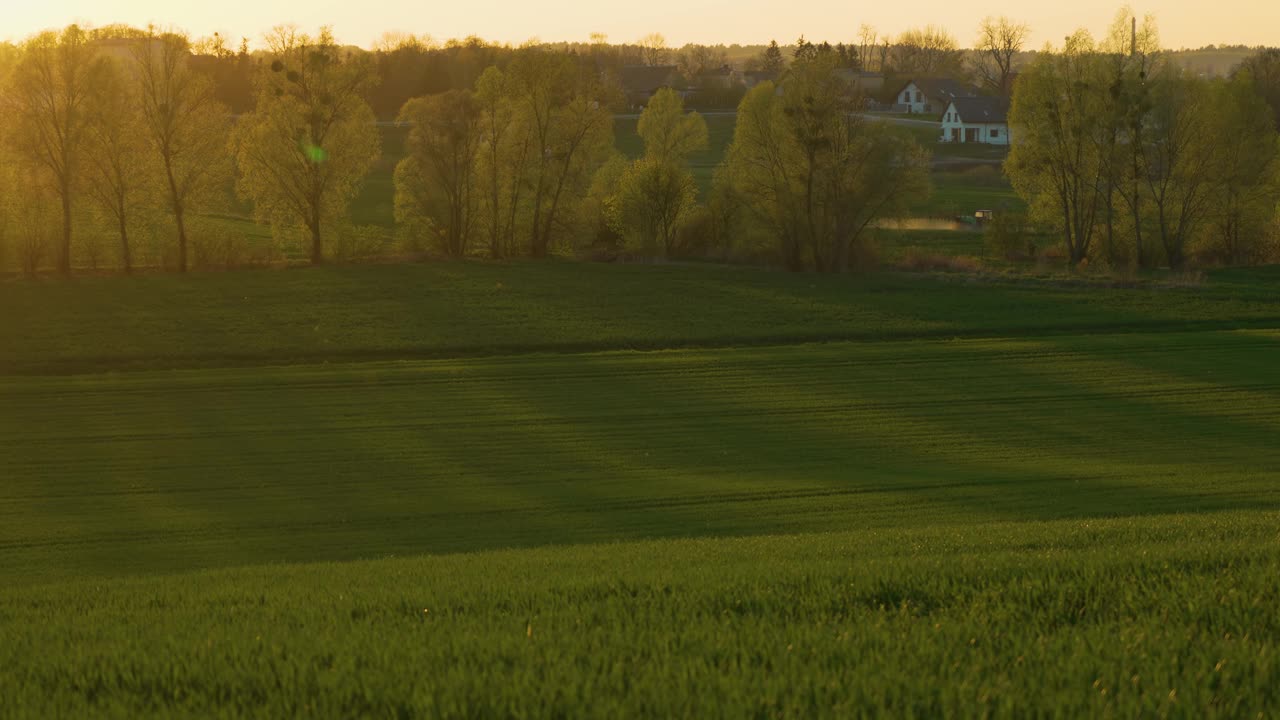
[4,0,1278,49]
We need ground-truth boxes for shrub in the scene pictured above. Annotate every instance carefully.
[333,225,394,262]
[983,212,1034,262]
[850,233,882,271]
[1036,245,1068,270]
[675,206,715,258]
[190,219,254,270]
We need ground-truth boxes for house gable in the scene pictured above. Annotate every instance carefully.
[940,97,1012,145]
[619,65,682,103]
[895,78,977,114]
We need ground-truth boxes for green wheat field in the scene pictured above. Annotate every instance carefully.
[2,262,1278,717]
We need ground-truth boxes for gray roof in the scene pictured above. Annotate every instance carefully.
[905,78,977,103]
[619,65,680,93]
[949,96,1010,124]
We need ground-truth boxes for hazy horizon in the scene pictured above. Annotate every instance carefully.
[5,0,1278,51]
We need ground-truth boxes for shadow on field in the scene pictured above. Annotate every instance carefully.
[3,263,1280,375]
[3,330,1278,585]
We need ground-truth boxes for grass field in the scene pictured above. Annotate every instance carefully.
[3,262,1279,375]
[915,169,1026,219]
[878,228,987,259]
[2,262,1278,715]
[3,514,1277,717]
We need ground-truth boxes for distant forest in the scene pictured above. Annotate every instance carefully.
[36,29,1264,119]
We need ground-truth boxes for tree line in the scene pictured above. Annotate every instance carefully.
[4,17,1277,277]
[390,44,931,270]
[1008,13,1280,269]
[0,26,385,274]
[0,25,929,276]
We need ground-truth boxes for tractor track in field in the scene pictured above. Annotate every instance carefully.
[3,325,1278,582]
[3,381,1278,451]
[5,471,1269,556]
[2,318,1279,378]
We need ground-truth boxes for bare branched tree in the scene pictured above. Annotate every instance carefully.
[677,45,728,82]
[2,26,98,275]
[133,30,231,272]
[857,25,879,71]
[637,33,670,67]
[974,17,1029,95]
[83,58,147,273]
[891,26,963,76]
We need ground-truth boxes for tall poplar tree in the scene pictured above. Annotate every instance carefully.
[133,30,232,272]
[2,26,97,275]
[231,27,380,265]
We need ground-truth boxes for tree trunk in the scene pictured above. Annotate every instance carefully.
[310,210,323,265]
[837,235,852,273]
[174,206,189,273]
[1130,133,1146,269]
[59,189,73,276]
[118,199,132,275]
[785,230,804,272]
[162,155,188,272]
[528,176,546,258]
[1103,194,1115,266]
[489,171,501,259]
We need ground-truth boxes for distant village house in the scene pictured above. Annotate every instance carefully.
[833,69,884,98]
[895,78,976,114]
[619,65,683,108]
[697,65,739,90]
[742,70,778,89]
[939,97,1011,145]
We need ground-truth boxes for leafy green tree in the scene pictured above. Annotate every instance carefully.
[721,53,930,271]
[1234,49,1280,132]
[1007,32,1106,266]
[1139,65,1219,270]
[231,27,380,265]
[617,160,698,257]
[394,90,483,258]
[83,57,149,273]
[1208,74,1280,264]
[2,26,98,275]
[507,48,615,257]
[0,152,13,273]
[0,158,57,276]
[616,88,707,256]
[1102,10,1161,269]
[793,37,817,63]
[474,66,529,258]
[761,41,785,75]
[133,30,232,272]
[636,87,707,165]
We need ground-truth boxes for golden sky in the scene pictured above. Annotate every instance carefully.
[5,0,1277,49]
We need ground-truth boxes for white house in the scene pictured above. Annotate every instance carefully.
[940,97,1012,146]
[895,78,975,114]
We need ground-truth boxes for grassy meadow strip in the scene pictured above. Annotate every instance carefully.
[1,512,1277,717]
[3,331,1277,585]
[2,262,1278,375]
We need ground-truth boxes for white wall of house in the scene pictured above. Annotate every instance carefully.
[897,82,928,113]
[939,104,1011,145]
